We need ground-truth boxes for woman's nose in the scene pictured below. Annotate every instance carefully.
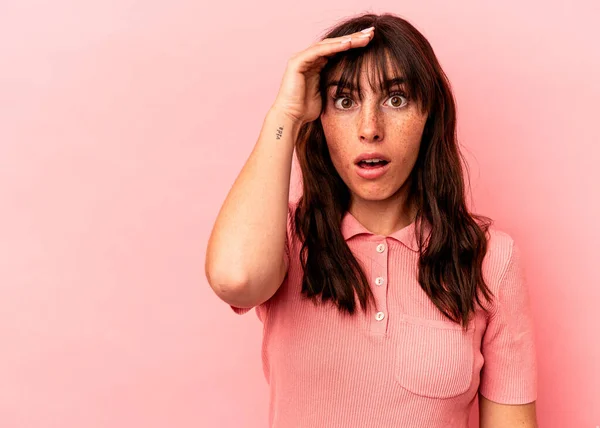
[358,104,384,143]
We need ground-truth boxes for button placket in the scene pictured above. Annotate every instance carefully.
[370,240,389,334]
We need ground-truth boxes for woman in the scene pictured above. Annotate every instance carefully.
[205,12,538,427]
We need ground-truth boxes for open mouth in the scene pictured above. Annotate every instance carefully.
[356,159,390,169]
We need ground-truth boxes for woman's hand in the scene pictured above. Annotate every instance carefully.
[272,26,375,127]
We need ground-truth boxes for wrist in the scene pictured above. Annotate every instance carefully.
[266,106,304,138]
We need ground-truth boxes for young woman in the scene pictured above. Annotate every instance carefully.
[205,12,538,428]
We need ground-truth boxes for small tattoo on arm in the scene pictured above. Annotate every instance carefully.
[276,126,283,140]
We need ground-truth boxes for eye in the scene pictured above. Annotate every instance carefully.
[332,93,355,110]
[385,91,409,108]
[332,91,409,110]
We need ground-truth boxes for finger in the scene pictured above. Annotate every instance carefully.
[318,28,374,45]
[295,30,374,71]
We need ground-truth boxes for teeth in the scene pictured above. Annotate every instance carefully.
[363,159,384,163]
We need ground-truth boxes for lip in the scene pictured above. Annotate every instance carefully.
[353,152,391,164]
[354,161,391,180]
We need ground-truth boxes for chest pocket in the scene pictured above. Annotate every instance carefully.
[394,314,475,399]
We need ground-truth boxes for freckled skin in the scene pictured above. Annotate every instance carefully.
[320,64,429,234]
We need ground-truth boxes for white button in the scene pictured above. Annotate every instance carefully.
[375,277,384,286]
[376,243,386,253]
[375,311,385,321]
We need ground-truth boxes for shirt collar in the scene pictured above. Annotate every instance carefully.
[340,209,428,253]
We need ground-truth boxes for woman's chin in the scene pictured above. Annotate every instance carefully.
[349,188,392,202]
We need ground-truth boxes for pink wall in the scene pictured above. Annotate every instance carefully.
[1,1,598,427]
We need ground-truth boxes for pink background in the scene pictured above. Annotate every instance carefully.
[1,1,599,427]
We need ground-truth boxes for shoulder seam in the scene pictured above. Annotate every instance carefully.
[489,236,515,320]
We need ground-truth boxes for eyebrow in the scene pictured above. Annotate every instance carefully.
[326,77,406,91]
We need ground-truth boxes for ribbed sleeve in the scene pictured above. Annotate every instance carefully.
[479,239,538,404]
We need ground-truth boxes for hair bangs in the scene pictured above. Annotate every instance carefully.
[320,30,429,114]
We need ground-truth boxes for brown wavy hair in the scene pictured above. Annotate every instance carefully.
[292,12,494,331]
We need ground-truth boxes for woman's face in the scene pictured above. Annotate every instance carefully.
[320,62,428,211]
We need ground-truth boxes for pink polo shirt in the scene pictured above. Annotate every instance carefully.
[230,200,537,427]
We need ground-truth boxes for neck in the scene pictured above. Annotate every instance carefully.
[349,195,416,236]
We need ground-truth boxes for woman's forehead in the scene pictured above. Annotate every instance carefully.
[326,53,406,92]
